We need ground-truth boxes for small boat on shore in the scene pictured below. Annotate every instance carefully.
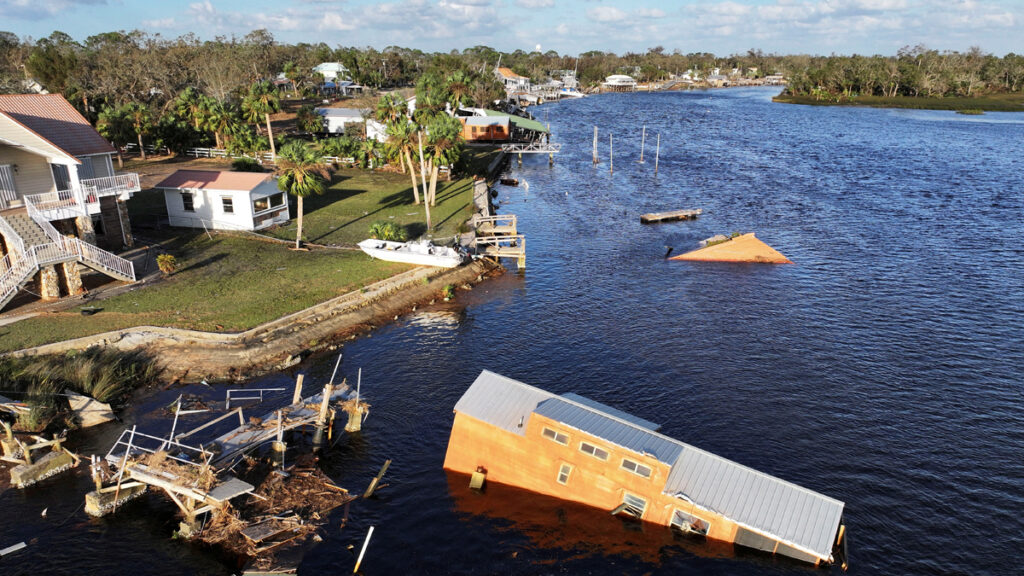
[358,239,466,268]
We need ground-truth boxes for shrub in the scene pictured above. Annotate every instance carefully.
[369,221,407,242]
[442,284,455,300]
[156,254,177,275]
[231,157,264,172]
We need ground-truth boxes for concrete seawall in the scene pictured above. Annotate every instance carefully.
[7,260,499,382]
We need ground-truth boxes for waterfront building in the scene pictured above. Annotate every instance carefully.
[496,67,531,93]
[155,170,290,232]
[602,75,637,91]
[444,370,847,567]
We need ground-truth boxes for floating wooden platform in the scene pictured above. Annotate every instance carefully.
[640,208,702,224]
[474,214,517,236]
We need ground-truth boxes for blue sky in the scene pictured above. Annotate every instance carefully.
[2,0,1022,56]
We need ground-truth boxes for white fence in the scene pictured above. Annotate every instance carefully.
[184,147,358,168]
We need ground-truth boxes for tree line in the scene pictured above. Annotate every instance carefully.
[783,46,1024,100]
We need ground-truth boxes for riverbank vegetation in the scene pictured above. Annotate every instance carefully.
[778,47,1024,110]
[0,349,159,431]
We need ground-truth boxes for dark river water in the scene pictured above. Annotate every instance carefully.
[3,87,1023,575]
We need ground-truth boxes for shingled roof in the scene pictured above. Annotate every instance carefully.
[0,94,115,157]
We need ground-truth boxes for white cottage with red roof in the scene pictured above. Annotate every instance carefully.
[155,170,289,232]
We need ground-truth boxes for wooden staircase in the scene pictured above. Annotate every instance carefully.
[0,209,136,311]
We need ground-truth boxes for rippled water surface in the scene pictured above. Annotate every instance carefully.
[3,88,1022,575]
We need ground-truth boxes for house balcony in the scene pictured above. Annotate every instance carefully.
[21,173,141,221]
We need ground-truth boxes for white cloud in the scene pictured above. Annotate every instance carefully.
[516,0,554,7]
[0,0,106,21]
[587,6,627,22]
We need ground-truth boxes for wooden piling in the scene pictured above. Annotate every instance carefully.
[592,126,598,164]
[609,134,613,174]
[363,459,391,498]
[655,133,660,175]
[292,374,304,405]
[353,526,374,573]
[639,125,646,163]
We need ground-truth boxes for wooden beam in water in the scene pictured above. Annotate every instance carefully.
[640,208,702,224]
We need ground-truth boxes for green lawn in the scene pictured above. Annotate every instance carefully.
[265,167,478,246]
[0,149,500,352]
[0,231,408,352]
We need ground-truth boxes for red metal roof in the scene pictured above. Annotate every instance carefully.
[0,94,115,157]
[155,170,273,192]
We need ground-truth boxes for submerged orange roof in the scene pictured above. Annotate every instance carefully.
[155,170,272,192]
[0,94,115,157]
[670,233,793,264]
[497,67,527,80]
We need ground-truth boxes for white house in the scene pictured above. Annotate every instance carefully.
[315,108,387,141]
[496,67,531,93]
[313,62,350,82]
[155,170,290,232]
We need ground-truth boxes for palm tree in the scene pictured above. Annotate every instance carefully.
[275,141,331,249]
[124,102,152,160]
[97,105,133,168]
[242,81,281,157]
[204,99,233,149]
[445,70,471,110]
[374,92,407,126]
[174,87,206,131]
[425,113,464,206]
[386,120,420,204]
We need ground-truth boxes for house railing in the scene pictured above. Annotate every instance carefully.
[0,241,74,309]
[68,238,136,281]
[0,213,26,256]
[24,189,87,221]
[0,187,17,210]
[29,195,137,281]
[81,173,141,198]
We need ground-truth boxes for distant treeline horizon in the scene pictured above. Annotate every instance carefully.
[2,29,1021,118]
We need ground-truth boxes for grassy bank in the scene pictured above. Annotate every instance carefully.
[0,152,495,353]
[0,231,407,352]
[773,92,1024,112]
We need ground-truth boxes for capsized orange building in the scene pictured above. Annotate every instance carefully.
[670,232,793,263]
[444,371,847,567]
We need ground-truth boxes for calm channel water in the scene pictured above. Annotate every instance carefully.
[2,87,1022,575]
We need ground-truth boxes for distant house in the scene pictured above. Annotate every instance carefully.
[459,116,510,142]
[496,67,531,93]
[314,108,386,141]
[155,170,289,232]
[313,62,350,82]
[602,75,637,92]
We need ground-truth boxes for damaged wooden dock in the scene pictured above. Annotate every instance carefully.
[640,208,702,224]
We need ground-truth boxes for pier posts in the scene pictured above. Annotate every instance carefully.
[655,134,660,175]
[609,134,613,174]
[292,374,304,405]
[593,126,598,164]
[272,409,286,469]
[313,382,333,451]
[640,125,646,163]
[518,153,522,166]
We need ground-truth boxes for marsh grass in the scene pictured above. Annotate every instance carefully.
[1,349,160,431]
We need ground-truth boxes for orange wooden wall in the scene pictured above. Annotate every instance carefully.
[443,411,743,547]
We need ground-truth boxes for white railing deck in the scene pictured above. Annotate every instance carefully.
[0,214,26,256]
[82,173,141,198]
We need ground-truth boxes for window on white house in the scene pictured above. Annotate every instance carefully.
[621,458,652,479]
[222,197,234,213]
[253,197,269,212]
[542,427,569,445]
[557,463,571,485]
[580,442,609,461]
[181,192,195,212]
[269,192,285,207]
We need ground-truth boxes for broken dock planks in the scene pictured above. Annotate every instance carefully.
[640,208,702,224]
